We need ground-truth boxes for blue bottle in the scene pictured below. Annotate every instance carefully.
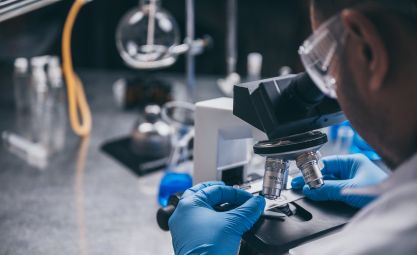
[158,171,192,207]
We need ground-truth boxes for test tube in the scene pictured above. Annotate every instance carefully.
[30,56,50,149]
[47,56,66,152]
[247,53,263,82]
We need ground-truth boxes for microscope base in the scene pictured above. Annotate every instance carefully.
[240,198,357,255]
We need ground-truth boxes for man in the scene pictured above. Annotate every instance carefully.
[169,0,417,254]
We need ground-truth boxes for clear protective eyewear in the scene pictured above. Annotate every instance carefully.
[299,15,347,99]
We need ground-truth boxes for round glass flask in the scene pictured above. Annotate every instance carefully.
[116,0,180,69]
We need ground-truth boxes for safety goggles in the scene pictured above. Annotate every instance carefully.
[299,15,347,99]
[298,0,417,99]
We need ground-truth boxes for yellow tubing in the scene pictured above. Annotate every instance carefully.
[62,0,92,137]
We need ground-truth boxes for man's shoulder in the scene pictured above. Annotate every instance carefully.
[339,181,417,254]
[291,182,417,255]
[355,180,417,220]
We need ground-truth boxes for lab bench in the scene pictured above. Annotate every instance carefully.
[0,70,223,255]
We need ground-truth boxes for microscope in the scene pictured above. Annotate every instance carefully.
[233,72,340,199]
[157,73,357,254]
[232,72,357,254]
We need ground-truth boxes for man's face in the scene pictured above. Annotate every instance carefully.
[309,5,394,166]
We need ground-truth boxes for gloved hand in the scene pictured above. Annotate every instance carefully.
[168,181,265,255]
[291,154,388,208]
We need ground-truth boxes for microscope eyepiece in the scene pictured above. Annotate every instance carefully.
[282,73,325,107]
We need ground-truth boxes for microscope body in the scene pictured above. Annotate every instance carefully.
[193,97,267,186]
[234,73,346,198]
[193,73,357,254]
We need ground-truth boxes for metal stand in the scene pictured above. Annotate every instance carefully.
[185,0,196,101]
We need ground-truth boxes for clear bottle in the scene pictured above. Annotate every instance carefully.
[30,56,50,150]
[13,58,32,138]
[247,53,263,82]
[47,57,66,153]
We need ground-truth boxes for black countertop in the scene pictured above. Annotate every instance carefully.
[0,70,224,255]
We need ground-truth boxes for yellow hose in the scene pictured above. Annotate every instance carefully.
[62,0,92,137]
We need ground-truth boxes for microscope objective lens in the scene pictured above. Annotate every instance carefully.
[262,158,289,200]
[296,152,324,189]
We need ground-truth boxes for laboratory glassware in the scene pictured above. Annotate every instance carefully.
[116,0,180,70]
[47,56,67,152]
[161,101,195,145]
[116,0,209,102]
[13,58,32,138]
[158,101,195,206]
[30,56,51,148]
[2,0,92,138]
[8,55,67,166]
[247,53,263,82]
[131,105,172,158]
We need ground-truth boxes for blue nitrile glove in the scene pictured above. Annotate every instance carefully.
[168,181,266,255]
[291,154,388,208]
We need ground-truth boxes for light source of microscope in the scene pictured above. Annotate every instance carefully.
[233,72,345,200]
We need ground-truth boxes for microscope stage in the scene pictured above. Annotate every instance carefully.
[241,196,357,255]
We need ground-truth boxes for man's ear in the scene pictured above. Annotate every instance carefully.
[341,9,389,92]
